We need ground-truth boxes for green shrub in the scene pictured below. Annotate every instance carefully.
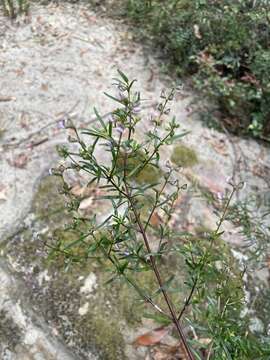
[124,0,270,140]
[2,0,29,17]
[53,71,270,359]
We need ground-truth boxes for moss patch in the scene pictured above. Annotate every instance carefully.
[116,150,162,184]
[170,144,198,168]
[2,175,162,359]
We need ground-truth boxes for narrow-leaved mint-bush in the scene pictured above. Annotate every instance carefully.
[52,71,270,359]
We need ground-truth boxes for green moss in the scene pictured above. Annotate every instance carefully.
[116,150,162,184]
[77,314,126,360]
[32,175,66,226]
[170,144,198,167]
[2,175,153,358]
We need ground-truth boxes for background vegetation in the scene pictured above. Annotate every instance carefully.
[2,0,270,140]
[123,0,270,141]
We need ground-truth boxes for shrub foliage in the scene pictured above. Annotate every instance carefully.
[125,0,270,140]
[53,71,270,359]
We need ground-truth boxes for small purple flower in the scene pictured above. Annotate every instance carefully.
[57,118,66,129]
[115,124,125,135]
[108,115,116,126]
[106,141,114,150]
[217,192,223,200]
[132,105,141,114]
[117,91,126,102]
[149,110,160,124]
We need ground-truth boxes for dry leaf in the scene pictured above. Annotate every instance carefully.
[209,139,228,156]
[199,51,214,65]
[71,184,93,198]
[150,343,187,360]
[198,338,211,346]
[252,164,270,180]
[0,185,8,201]
[20,112,30,129]
[150,212,163,227]
[41,83,49,91]
[8,153,28,169]
[193,24,202,39]
[133,327,168,347]
[241,73,260,87]
[14,68,25,77]
[80,48,90,57]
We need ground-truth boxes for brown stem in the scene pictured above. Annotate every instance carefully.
[119,127,194,359]
[178,278,198,321]
[128,198,194,360]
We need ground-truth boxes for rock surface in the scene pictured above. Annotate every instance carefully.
[0,2,269,359]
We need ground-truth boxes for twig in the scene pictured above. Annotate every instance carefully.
[177,278,197,321]
[0,96,16,101]
[27,137,48,148]
[130,201,195,360]
[177,187,236,322]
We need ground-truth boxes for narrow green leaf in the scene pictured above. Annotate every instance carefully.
[117,69,129,83]
[94,107,106,131]
[104,92,123,105]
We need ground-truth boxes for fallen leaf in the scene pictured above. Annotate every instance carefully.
[80,48,90,57]
[133,327,168,347]
[199,51,215,66]
[198,338,211,346]
[209,139,228,156]
[241,73,260,87]
[71,184,93,198]
[150,212,163,227]
[41,83,49,91]
[150,343,187,360]
[20,112,30,129]
[0,184,8,201]
[8,153,28,168]
[194,24,202,39]
[252,164,270,180]
[14,68,25,77]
